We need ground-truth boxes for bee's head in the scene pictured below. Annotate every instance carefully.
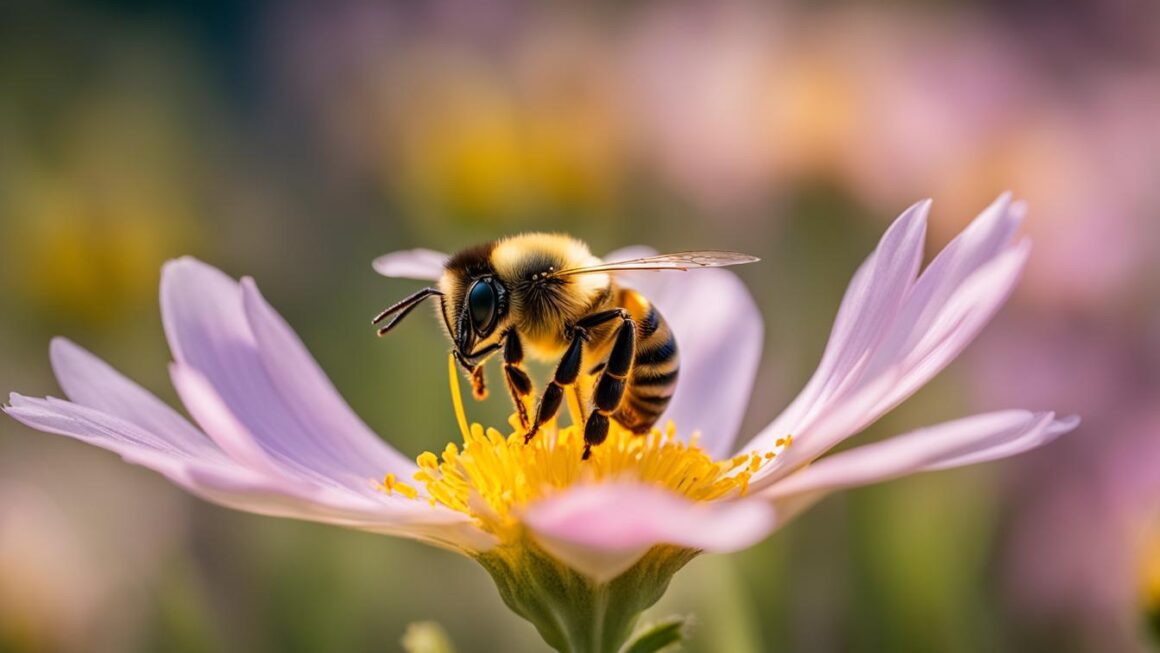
[454,275,508,352]
[438,242,509,358]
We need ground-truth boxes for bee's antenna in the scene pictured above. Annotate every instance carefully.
[373,287,442,337]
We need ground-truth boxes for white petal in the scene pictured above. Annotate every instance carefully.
[603,246,763,458]
[743,196,1030,483]
[758,411,1079,524]
[372,248,448,281]
[524,482,775,583]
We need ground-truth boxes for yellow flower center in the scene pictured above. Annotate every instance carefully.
[380,356,789,541]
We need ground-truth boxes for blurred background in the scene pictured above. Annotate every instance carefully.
[1,0,1158,651]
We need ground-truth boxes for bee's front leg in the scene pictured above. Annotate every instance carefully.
[502,329,533,429]
[455,343,500,401]
[470,366,488,400]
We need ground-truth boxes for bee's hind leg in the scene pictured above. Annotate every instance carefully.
[582,315,635,460]
[502,329,533,430]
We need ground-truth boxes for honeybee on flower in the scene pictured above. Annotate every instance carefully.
[372,233,757,458]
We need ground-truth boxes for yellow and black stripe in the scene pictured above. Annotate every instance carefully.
[612,288,679,433]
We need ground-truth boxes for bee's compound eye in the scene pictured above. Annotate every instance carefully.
[467,279,498,334]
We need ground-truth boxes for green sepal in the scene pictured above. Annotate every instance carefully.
[476,536,698,653]
[621,615,691,653]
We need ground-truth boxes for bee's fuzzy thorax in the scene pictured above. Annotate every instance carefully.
[433,234,612,359]
[490,233,610,355]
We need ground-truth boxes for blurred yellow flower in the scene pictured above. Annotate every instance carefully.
[383,44,623,223]
[1,58,201,326]
[1142,521,1160,634]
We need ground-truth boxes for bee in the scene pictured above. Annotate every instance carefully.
[372,234,758,459]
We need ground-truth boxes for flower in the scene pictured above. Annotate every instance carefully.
[6,194,1077,652]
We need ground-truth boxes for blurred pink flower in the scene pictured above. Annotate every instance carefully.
[975,316,1160,649]
[817,12,1160,310]
[624,2,782,214]
[0,465,185,651]
[7,195,1076,651]
[1000,404,1160,651]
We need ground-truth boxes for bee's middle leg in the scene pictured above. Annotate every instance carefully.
[524,329,585,443]
[524,309,628,444]
[502,329,533,429]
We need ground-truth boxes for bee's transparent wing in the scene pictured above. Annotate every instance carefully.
[550,251,759,277]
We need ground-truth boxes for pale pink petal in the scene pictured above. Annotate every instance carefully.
[604,246,763,458]
[744,200,929,455]
[241,278,415,476]
[372,248,448,281]
[858,194,1024,388]
[744,196,1030,483]
[524,482,775,583]
[759,411,1079,524]
[6,393,229,467]
[3,393,493,551]
[169,362,408,496]
[863,241,1031,416]
[160,258,413,496]
[756,241,1032,483]
[49,338,213,455]
[168,364,286,476]
[177,463,495,551]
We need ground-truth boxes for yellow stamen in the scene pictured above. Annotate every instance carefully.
[448,354,471,442]
[388,354,790,543]
[413,420,764,540]
[381,473,419,499]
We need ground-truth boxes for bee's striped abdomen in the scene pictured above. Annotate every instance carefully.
[613,289,679,433]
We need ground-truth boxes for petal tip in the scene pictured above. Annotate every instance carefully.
[161,256,232,288]
[889,198,932,238]
[1053,414,1082,432]
[161,255,201,276]
[48,336,81,363]
[903,197,933,221]
[371,248,449,281]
